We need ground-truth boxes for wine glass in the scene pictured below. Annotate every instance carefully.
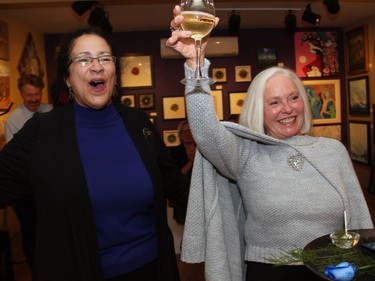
[180,0,216,85]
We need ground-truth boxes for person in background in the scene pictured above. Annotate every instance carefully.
[0,27,188,281]
[170,120,196,179]
[4,74,53,267]
[169,120,196,224]
[167,5,373,281]
[5,75,53,142]
[226,113,239,123]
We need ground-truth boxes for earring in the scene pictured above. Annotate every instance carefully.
[68,87,74,100]
[112,87,118,97]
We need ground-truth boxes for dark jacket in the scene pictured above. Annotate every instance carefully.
[0,102,188,281]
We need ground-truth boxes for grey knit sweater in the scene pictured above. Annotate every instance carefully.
[181,60,374,281]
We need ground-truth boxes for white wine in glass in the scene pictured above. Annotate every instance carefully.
[180,0,215,84]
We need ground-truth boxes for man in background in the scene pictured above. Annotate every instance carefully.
[4,74,53,267]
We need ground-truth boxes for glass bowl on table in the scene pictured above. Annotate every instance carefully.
[330,231,361,249]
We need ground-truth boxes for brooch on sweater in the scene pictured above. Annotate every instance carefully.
[287,152,304,171]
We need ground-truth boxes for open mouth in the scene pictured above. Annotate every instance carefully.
[89,79,105,90]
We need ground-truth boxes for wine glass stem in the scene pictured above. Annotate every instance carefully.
[195,39,202,79]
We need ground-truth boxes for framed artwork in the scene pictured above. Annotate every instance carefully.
[346,25,369,75]
[303,79,341,124]
[138,93,155,110]
[294,31,339,77]
[163,130,181,147]
[120,94,135,107]
[162,96,186,120]
[0,19,9,61]
[120,55,153,88]
[257,47,277,68]
[229,92,247,115]
[349,121,370,164]
[368,152,375,194]
[235,65,251,82]
[0,63,13,115]
[18,32,44,78]
[348,76,369,115]
[310,125,341,141]
[212,68,227,83]
[211,90,224,120]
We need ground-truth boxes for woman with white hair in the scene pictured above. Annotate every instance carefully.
[166,5,373,281]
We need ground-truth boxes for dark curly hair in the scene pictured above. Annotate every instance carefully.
[50,27,121,107]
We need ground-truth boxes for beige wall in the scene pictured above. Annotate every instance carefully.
[0,11,49,135]
[0,11,47,234]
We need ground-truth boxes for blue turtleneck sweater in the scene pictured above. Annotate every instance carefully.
[74,102,157,278]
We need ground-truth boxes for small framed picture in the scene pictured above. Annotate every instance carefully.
[120,94,135,107]
[120,55,153,88]
[349,121,370,164]
[257,47,277,68]
[346,25,369,75]
[229,92,247,114]
[235,65,251,82]
[163,130,181,147]
[162,96,186,120]
[139,93,155,110]
[348,76,369,115]
[212,68,227,83]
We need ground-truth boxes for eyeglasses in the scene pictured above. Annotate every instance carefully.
[70,55,116,67]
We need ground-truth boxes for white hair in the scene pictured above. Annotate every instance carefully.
[238,66,312,135]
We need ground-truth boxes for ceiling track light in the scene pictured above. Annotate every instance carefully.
[284,10,296,34]
[302,4,321,26]
[323,0,340,15]
[228,10,241,36]
[71,1,98,16]
[87,3,113,33]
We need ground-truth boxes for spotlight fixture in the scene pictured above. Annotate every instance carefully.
[284,10,296,34]
[71,1,98,16]
[228,10,241,36]
[88,4,113,33]
[302,4,321,26]
[323,0,340,15]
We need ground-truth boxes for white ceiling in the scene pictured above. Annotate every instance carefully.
[0,0,374,34]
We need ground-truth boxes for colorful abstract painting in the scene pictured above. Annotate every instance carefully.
[294,31,339,77]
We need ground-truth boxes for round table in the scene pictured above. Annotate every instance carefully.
[303,229,375,280]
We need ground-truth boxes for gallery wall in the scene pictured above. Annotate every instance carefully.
[44,27,347,145]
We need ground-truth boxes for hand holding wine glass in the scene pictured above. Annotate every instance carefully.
[179,0,216,84]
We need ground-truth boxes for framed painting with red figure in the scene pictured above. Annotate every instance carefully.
[294,31,339,78]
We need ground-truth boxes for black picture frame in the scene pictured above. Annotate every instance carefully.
[349,121,370,165]
[346,25,369,75]
[368,153,375,194]
[348,76,370,115]
[257,47,277,68]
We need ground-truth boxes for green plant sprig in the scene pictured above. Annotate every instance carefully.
[264,245,375,278]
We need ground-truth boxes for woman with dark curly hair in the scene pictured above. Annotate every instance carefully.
[0,27,188,281]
